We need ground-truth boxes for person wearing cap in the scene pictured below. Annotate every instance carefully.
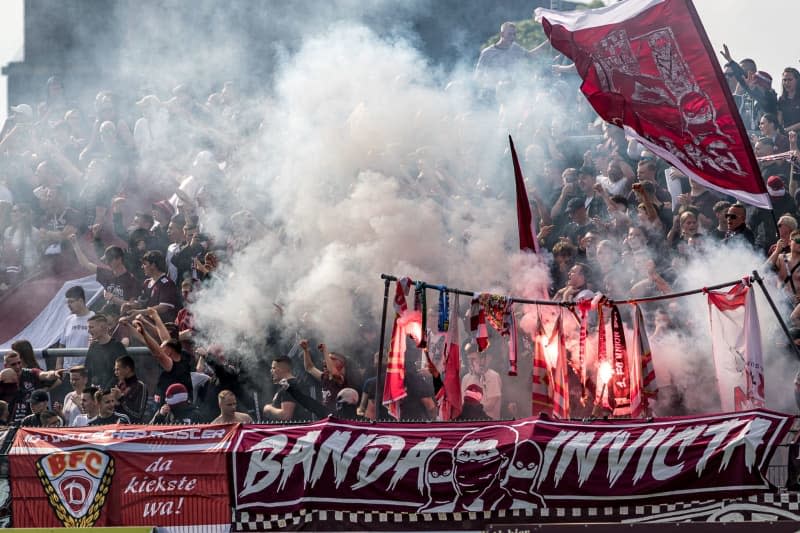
[70,234,138,309]
[20,390,51,427]
[88,388,130,426]
[9,104,33,124]
[456,384,490,421]
[560,197,598,247]
[150,383,200,424]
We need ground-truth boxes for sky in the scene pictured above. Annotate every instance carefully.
[0,0,797,120]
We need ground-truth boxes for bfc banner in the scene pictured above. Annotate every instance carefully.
[10,424,237,531]
[232,410,792,516]
[535,0,769,208]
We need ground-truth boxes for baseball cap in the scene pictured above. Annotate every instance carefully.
[30,390,49,403]
[10,104,33,120]
[165,383,189,406]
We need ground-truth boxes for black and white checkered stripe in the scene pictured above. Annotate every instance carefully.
[232,493,800,531]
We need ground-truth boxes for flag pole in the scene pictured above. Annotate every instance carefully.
[375,277,391,421]
[751,269,800,360]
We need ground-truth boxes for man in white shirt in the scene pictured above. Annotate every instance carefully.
[61,365,88,426]
[461,349,502,420]
[56,285,94,369]
[71,385,99,427]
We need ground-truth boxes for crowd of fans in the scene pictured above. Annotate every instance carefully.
[0,20,797,427]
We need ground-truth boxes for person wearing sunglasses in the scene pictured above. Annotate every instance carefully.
[722,203,755,247]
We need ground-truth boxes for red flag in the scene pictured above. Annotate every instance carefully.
[383,277,422,419]
[509,135,540,253]
[549,312,570,419]
[531,310,552,416]
[536,0,769,209]
[437,293,463,420]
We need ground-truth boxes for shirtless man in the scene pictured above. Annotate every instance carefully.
[767,228,800,302]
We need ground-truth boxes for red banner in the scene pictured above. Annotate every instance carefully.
[232,410,791,515]
[10,424,237,530]
[536,0,769,208]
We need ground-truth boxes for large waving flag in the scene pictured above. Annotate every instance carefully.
[535,0,769,208]
[706,281,765,411]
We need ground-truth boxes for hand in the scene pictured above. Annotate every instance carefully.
[159,404,171,416]
[132,319,145,335]
[89,224,102,238]
[677,193,691,206]
[144,307,159,319]
[317,343,327,353]
[299,339,309,351]
[111,196,126,213]
[720,44,733,64]
[111,387,122,399]
[776,238,787,252]
[593,182,604,194]
[68,233,78,244]
[789,131,797,150]
[537,225,554,239]
[278,378,290,391]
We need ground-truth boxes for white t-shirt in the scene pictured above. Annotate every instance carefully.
[59,311,94,368]
[71,414,91,427]
[62,391,83,427]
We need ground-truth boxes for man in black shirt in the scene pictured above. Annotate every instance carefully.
[264,356,309,421]
[88,388,130,425]
[20,390,50,427]
[112,355,146,423]
[85,314,127,389]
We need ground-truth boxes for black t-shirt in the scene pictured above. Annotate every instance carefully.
[400,371,434,421]
[96,266,140,302]
[271,387,311,422]
[20,413,43,427]
[156,351,193,401]
[6,369,43,424]
[86,339,127,389]
[88,412,130,425]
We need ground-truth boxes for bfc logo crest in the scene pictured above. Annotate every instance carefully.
[36,449,114,527]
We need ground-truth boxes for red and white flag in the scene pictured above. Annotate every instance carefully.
[510,134,540,253]
[706,281,765,411]
[629,304,658,417]
[536,0,769,208]
[437,293,463,420]
[531,310,552,416]
[383,277,423,419]
[549,311,570,419]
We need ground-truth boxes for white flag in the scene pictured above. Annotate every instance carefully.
[706,282,765,411]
